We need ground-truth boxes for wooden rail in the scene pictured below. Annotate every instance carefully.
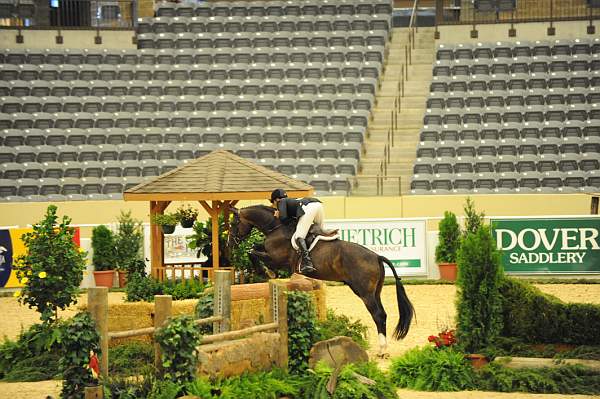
[107,316,225,340]
[88,271,292,379]
[199,322,279,345]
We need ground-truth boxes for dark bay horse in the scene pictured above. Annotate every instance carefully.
[227,204,414,356]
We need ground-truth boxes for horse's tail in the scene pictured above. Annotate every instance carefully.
[379,256,415,340]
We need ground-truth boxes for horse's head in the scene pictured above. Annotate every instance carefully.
[227,205,279,250]
[227,206,253,251]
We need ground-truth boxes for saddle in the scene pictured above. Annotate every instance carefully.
[305,224,339,249]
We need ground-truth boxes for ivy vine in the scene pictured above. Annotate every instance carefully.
[155,315,202,386]
[59,312,101,399]
[287,290,318,374]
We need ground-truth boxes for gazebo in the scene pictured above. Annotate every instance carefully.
[124,150,313,280]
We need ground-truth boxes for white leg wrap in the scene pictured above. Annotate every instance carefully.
[378,333,387,351]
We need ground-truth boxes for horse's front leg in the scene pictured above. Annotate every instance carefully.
[249,244,276,279]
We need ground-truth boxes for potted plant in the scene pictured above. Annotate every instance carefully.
[114,210,144,287]
[91,225,117,288]
[175,205,199,228]
[152,213,178,235]
[435,211,461,281]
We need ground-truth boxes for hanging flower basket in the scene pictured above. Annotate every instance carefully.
[180,218,195,228]
[161,224,176,235]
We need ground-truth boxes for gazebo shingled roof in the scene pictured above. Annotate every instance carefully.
[123,150,314,278]
[123,149,313,201]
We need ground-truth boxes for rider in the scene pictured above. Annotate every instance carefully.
[270,188,323,275]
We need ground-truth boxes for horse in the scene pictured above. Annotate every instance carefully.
[227,204,415,356]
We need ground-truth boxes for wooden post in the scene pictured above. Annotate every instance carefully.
[211,200,221,270]
[85,386,104,399]
[88,287,109,379]
[270,281,288,369]
[154,295,172,374]
[213,270,231,334]
[150,201,170,280]
[200,200,222,274]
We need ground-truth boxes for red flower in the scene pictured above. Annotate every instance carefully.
[428,329,457,349]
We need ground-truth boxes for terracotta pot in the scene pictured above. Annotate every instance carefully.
[118,271,127,288]
[161,224,176,234]
[93,270,115,288]
[465,353,489,369]
[180,218,195,228]
[438,262,457,281]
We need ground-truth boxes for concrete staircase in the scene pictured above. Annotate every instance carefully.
[352,27,435,196]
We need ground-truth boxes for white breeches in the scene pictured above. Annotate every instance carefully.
[291,202,324,249]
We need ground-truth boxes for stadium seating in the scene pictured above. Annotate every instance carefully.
[411,38,600,194]
[0,0,394,201]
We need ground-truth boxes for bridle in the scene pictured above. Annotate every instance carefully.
[229,206,282,244]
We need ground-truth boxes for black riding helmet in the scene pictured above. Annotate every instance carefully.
[270,188,288,203]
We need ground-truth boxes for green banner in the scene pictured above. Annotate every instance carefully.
[389,259,421,268]
[491,218,600,274]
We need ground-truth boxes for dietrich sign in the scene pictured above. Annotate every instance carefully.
[490,218,600,274]
[325,218,428,277]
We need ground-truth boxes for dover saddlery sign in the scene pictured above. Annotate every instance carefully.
[491,217,600,274]
[325,218,428,276]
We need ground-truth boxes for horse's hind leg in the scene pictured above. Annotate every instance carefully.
[348,284,388,357]
[367,294,389,358]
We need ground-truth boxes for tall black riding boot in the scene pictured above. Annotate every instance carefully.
[296,237,317,275]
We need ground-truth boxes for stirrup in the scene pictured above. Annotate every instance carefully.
[300,264,317,274]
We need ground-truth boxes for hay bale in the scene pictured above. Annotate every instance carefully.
[81,299,198,347]
[231,283,270,301]
[231,298,271,330]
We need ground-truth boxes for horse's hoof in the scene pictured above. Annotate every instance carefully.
[264,269,276,279]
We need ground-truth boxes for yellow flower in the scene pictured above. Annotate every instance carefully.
[13,290,21,297]
[79,247,85,253]
[38,271,47,279]
[20,277,28,284]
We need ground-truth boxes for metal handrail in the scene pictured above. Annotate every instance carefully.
[353,175,403,196]
[409,0,419,31]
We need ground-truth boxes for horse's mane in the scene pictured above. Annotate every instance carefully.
[239,204,276,214]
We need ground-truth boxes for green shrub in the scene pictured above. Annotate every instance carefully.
[435,211,461,264]
[0,322,59,381]
[316,309,369,349]
[162,277,206,300]
[15,205,87,323]
[499,277,600,345]
[125,273,163,302]
[114,210,144,274]
[92,224,117,271]
[59,312,101,399]
[109,342,154,377]
[125,275,207,302]
[104,373,181,399]
[476,363,600,395]
[463,197,485,236]
[389,346,475,391]
[155,315,202,385]
[287,290,319,374]
[456,225,504,353]
[216,369,300,399]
